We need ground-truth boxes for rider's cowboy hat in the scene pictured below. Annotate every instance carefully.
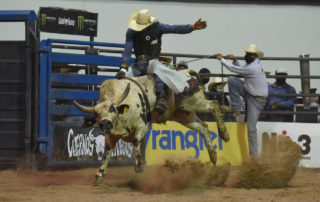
[128,9,157,31]
[241,44,264,59]
[208,77,226,91]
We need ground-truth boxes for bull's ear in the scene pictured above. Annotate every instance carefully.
[117,104,130,114]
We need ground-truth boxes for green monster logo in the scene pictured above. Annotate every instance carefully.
[41,14,46,26]
[78,16,84,30]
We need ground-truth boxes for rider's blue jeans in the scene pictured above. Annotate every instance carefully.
[132,61,165,96]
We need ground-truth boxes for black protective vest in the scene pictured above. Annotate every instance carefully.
[133,23,162,59]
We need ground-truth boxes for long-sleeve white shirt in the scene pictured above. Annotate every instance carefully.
[221,58,268,97]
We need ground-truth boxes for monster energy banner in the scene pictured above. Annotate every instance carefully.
[38,7,98,36]
[53,123,134,162]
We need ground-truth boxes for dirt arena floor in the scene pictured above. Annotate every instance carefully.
[1,166,320,202]
[1,137,320,202]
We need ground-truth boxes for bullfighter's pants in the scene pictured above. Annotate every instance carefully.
[228,76,266,156]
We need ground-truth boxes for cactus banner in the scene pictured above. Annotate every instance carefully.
[53,123,134,162]
[38,7,98,36]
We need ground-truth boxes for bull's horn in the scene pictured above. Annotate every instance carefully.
[116,83,130,105]
[73,100,95,113]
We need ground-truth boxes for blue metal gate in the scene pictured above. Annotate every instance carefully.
[36,39,134,165]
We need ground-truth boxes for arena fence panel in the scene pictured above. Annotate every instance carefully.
[0,10,37,166]
[36,38,136,165]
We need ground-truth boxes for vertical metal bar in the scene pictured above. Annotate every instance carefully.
[39,40,49,153]
[47,42,53,164]
[24,20,32,153]
[33,19,40,149]
[90,36,94,49]
[299,54,311,106]
[173,56,177,67]
[89,35,95,76]
[89,36,95,105]
[47,122,54,164]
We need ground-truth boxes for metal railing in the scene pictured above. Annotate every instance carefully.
[51,44,320,120]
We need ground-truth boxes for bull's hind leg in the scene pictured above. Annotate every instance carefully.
[133,127,149,173]
[172,111,217,166]
[94,135,118,185]
[209,100,229,142]
[180,92,229,142]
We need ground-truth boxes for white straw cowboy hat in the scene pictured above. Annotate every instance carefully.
[241,44,264,59]
[208,77,226,91]
[128,9,157,31]
[177,60,188,68]
[275,67,288,74]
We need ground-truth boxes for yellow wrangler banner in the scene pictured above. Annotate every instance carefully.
[145,121,249,166]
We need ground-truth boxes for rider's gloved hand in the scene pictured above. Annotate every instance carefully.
[193,18,207,30]
[116,70,126,79]
[116,63,128,79]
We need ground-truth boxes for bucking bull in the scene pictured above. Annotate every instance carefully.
[74,71,230,184]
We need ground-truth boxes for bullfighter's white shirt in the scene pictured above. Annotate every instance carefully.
[221,58,268,97]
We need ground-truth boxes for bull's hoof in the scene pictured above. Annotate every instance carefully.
[209,149,217,166]
[135,163,145,173]
[94,171,105,185]
[218,127,230,142]
[94,168,105,185]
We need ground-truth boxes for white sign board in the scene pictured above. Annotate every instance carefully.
[257,122,320,167]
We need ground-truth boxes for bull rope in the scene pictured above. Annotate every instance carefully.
[164,53,219,69]
[175,53,219,66]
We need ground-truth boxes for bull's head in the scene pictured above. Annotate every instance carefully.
[73,83,131,134]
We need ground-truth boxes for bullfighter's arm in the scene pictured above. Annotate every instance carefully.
[220,58,251,75]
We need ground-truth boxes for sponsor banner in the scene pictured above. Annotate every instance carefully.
[53,123,133,162]
[257,122,320,167]
[145,121,249,166]
[38,7,98,36]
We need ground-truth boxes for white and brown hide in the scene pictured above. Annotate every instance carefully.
[74,72,229,184]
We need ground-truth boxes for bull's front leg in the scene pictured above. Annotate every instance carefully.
[94,135,117,185]
[133,128,148,173]
[210,100,229,142]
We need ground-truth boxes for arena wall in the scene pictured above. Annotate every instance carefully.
[1,0,320,91]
